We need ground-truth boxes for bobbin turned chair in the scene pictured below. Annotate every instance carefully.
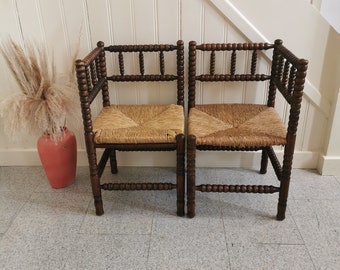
[187,40,308,220]
[75,40,185,216]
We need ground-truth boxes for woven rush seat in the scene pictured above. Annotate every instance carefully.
[93,104,184,144]
[188,104,287,147]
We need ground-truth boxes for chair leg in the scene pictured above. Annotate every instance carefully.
[176,134,185,216]
[277,180,289,221]
[187,135,196,218]
[85,138,104,216]
[260,147,269,174]
[88,149,104,216]
[109,149,118,174]
[276,149,293,221]
[91,172,104,216]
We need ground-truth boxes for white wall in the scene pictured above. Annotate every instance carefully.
[0,0,337,173]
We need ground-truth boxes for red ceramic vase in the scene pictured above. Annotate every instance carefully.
[37,128,77,188]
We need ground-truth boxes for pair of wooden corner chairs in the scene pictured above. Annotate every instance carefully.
[75,39,308,221]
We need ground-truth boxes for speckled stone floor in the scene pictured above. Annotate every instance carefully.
[0,166,339,270]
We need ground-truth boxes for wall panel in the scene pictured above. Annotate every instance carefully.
[0,0,22,41]
[133,0,156,43]
[157,0,181,42]
[15,0,44,42]
[39,0,69,72]
[62,0,91,57]
[182,0,203,43]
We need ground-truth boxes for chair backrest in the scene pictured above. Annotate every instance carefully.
[75,40,184,110]
[188,39,308,140]
[75,42,110,110]
[188,39,308,111]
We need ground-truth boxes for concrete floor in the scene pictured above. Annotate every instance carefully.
[0,166,339,269]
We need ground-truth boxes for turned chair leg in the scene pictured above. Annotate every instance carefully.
[187,135,196,218]
[260,147,269,174]
[176,134,185,216]
[88,154,104,216]
[276,150,293,221]
[85,139,105,216]
[109,149,118,174]
[277,173,291,221]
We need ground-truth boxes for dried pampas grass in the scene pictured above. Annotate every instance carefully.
[0,38,79,141]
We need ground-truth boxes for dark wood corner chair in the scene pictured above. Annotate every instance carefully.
[75,40,185,216]
[187,39,308,220]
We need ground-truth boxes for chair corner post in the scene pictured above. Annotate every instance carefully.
[177,40,185,106]
[187,134,196,218]
[176,133,185,216]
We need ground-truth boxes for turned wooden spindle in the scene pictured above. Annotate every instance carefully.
[282,61,290,88]
[196,184,280,193]
[251,50,257,75]
[118,51,124,76]
[267,40,282,107]
[230,50,236,75]
[160,51,165,75]
[277,54,285,82]
[97,41,110,107]
[90,61,97,85]
[288,67,297,95]
[101,182,176,191]
[188,41,197,109]
[176,40,185,106]
[139,51,144,75]
[210,51,215,75]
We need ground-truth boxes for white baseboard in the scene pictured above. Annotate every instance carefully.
[196,150,318,169]
[317,155,340,175]
[0,149,178,167]
[0,148,319,169]
[0,149,41,166]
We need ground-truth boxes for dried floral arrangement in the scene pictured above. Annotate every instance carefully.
[0,38,79,141]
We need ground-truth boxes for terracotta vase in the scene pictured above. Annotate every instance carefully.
[37,128,77,188]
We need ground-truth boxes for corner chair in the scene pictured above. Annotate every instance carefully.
[75,40,185,216]
[186,39,308,220]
